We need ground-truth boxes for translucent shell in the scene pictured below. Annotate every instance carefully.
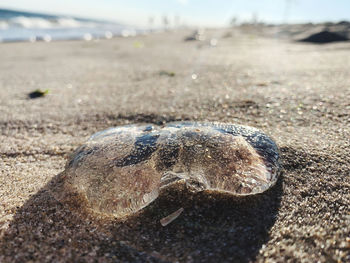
[63,122,280,218]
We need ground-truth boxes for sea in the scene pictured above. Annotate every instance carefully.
[0,8,140,42]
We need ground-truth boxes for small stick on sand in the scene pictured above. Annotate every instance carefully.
[160,208,184,226]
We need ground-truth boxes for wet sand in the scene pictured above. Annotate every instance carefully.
[0,29,349,262]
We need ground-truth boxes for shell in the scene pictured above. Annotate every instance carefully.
[63,122,280,218]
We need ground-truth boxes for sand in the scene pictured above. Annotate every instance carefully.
[0,28,349,262]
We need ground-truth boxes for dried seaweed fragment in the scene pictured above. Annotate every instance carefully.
[28,89,49,99]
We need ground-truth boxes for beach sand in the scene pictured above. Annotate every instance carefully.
[0,29,349,262]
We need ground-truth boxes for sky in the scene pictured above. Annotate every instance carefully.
[1,0,350,26]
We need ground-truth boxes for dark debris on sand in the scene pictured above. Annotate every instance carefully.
[28,89,49,99]
[298,30,349,44]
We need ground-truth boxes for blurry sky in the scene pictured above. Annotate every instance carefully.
[1,0,350,26]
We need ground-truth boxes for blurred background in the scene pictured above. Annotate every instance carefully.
[0,0,350,42]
